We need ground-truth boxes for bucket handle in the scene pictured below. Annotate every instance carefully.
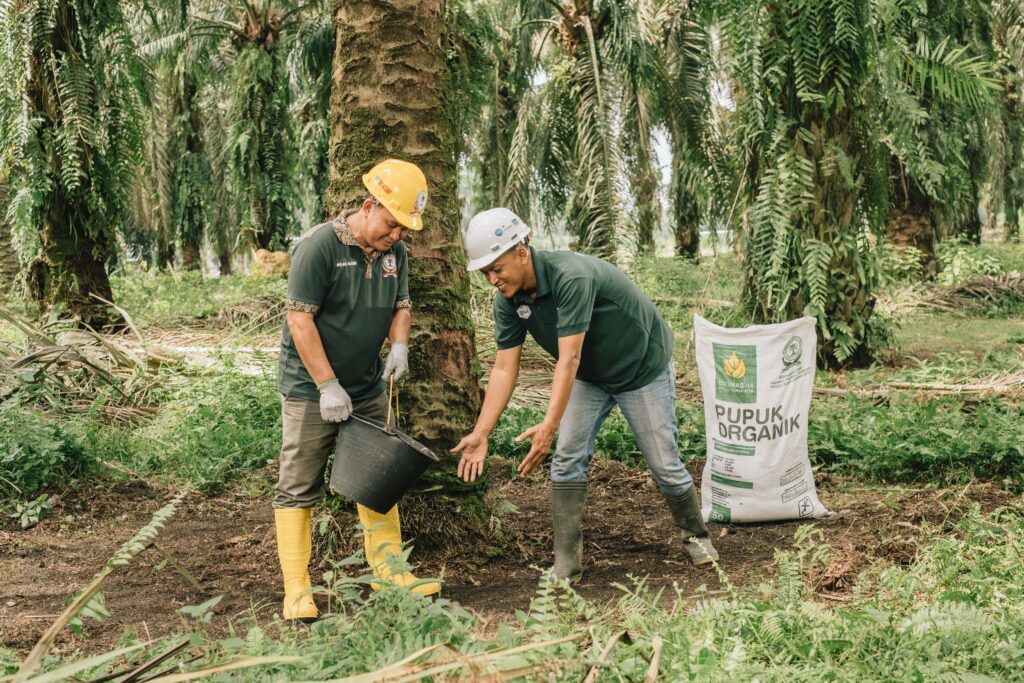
[384,375,400,433]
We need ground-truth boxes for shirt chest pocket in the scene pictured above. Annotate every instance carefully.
[531,302,557,327]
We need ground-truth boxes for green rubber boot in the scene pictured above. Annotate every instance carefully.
[663,487,719,566]
[551,481,587,582]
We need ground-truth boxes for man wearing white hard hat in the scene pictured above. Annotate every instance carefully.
[274,159,439,623]
[452,208,718,582]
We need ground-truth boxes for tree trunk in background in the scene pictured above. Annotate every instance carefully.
[218,247,233,276]
[0,182,20,289]
[1006,87,1023,241]
[960,151,984,244]
[22,0,122,329]
[888,164,939,278]
[628,120,659,255]
[26,190,120,330]
[327,0,486,547]
[157,229,175,271]
[672,186,701,259]
[179,75,205,271]
[669,135,700,259]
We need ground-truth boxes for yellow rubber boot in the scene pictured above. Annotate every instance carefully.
[358,504,441,597]
[274,508,319,622]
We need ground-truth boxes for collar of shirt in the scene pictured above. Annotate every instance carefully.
[512,246,549,305]
[332,209,369,248]
[332,208,383,279]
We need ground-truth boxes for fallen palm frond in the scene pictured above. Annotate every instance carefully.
[213,294,285,333]
[814,371,1024,402]
[920,275,1024,311]
[882,275,1024,314]
[886,370,1024,396]
[297,633,588,683]
[0,308,160,424]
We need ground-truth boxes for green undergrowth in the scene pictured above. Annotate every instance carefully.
[79,368,280,490]
[29,507,1024,681]
[492,396,1024,488]
[0,403,92,499]
[110,268,285,326]
[810,396,1024,486]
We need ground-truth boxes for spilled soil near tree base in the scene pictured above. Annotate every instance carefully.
[2,458,1018,658]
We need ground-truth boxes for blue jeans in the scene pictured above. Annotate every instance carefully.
[551,363,694,497]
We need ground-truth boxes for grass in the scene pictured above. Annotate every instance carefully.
[78,369,280,490]
[110,268,285,328]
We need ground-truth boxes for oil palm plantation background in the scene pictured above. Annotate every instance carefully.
[1,0,1021,365]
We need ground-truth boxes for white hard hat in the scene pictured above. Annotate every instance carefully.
[464,208,532,272]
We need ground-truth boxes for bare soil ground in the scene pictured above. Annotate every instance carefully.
[2,458,1018,659]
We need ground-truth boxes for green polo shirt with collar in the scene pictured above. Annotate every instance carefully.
[278,214,411,402]
[493,248,673,393]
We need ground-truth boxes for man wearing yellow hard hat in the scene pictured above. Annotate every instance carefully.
[273,159,439,622]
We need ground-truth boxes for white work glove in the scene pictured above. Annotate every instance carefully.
[381,342,409,382]
[316,379,352,422]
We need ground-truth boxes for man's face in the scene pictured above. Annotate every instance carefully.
[363,200,409,251]
[481,247,528,298]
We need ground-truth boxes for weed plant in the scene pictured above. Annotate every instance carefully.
[80,369,280,489]
[0,403,91,499]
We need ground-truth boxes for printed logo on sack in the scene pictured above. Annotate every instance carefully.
[713,343,757,403]
[382,253,398,278]
[782,335,803,370]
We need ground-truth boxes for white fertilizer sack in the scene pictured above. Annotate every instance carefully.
[694,315,829,523]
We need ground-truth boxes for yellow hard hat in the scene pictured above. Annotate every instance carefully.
[361,159,428,231]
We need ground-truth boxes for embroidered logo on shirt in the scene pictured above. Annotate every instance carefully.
[382,253,398,278]
[516,304,532,319]
[336,259,357,268]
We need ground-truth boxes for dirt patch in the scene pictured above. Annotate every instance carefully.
[2,460,1018,658]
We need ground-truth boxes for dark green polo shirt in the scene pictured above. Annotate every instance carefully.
[493,248,673,393]
[278,217,410,401]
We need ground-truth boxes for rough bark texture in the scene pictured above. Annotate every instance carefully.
[672,188,701,259]
[888,165,939,279]
[628,122,660,254]
[327,0,486,541]
[23,0,121,329]
[669,136,700,260]
[26,192,120,330]
[0,182,19,289]
[179,74,206,271]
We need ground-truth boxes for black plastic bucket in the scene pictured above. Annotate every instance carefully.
[329,414,439,514]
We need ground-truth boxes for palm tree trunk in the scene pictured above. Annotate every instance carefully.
[179,74,205,271]
[0,224,19,290]
[26,187,121,329]
[888,161,939,279]
[0,181,20,289]
[327,0,485,546]
[23,0,121,329]
[628,120,659,255]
